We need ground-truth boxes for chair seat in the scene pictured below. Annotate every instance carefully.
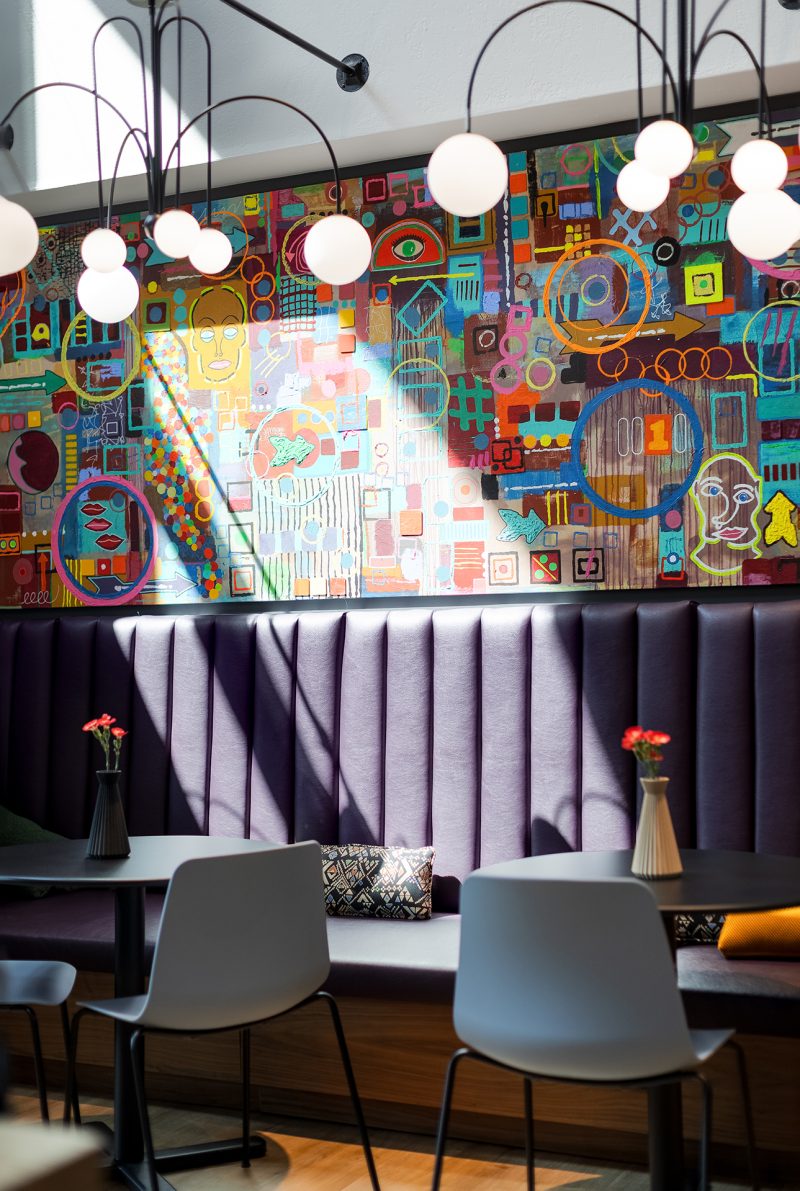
[689,1027,735,1064]
[0,959,76,1006]
[79,994,148,1023]
[324,912,460,1002]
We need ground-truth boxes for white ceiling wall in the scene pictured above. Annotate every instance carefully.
[1,0,799,217]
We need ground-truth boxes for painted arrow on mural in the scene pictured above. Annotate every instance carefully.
[140,571,201,599]
[560,311,705,352]
[0,370,64,398]
[388,271,475,286]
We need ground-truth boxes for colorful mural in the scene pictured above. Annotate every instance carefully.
[2,107,800,608]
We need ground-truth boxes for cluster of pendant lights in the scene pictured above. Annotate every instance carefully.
[0,198,372,324]
[72,205,371,323]
[426,120,800,262]
[0,118,797,320]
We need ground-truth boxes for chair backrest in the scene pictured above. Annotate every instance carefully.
[454,875,698,1082]
[143,841,329,1031]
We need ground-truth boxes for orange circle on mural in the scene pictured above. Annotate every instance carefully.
[543,237,652,356]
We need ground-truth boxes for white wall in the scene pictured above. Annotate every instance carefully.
[2,0,799,217]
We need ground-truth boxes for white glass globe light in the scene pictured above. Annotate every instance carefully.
[616,160,670,213]
[152,208,201,258]
[188,226,233,274]
[727,190,800,260]
[303,214,372,286]
[730,139,788,193]
[634,119,695,178]
[426,132,509,217]
[80,227,127,273]
[77,266,140,323]
[0,197,39,276]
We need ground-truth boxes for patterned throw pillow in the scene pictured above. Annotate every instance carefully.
[674,911,726,945]
[321,844,434,919]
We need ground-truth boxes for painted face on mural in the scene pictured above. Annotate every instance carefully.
[690,453,762,575]
[189,286,247,384]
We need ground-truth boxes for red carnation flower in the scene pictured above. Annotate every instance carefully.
[644,730,671,746]
[82,719,100,732]
[97,713,116,727]
[621,725,644,750]
[111,727,127,739]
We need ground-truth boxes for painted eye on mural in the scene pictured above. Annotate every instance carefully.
[390,235,426,263]
[222,325,240,340]
[734,488,756,504]
[199,328,215,342]
[702,483,723,497]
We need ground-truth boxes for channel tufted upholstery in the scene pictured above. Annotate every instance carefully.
[1,600,800,1013]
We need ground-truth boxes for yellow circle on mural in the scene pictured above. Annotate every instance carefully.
[384,356,452,427]
[60,313,141,403]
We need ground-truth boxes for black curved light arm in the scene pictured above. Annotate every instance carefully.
[466,1,680,132]
[106,128,152,225]
[92,17,152,225]
[0,82,152,208]
[693,30,772,138]
[159,14,213,218]
[162,94,343,214]
[694,0,736,61]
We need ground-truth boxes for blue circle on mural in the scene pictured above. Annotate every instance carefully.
[569,379,704,519]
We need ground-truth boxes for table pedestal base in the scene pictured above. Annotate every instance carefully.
[116,1136,267,1190]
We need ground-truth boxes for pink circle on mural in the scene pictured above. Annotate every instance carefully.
[392,200,407,216]
[355,368,371,393]
[137,244,149,258]
[664,509,682,529]
[321,379,337,398]
[51,475,158,607]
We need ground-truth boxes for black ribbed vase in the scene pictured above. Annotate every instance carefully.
[86,770,130,859]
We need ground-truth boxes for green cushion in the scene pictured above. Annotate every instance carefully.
[0,805,63,897]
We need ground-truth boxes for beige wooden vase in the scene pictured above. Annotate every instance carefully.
[631,777,683,879]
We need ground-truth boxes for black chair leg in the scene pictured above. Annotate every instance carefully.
[523,1077,535,1191]
[241,1027,251,1169]
[728,1041,759,1190]
[22,1007,48,1122]
[59,1002,81,1126]
[130,1028,158,1191]
[692,1073,713,1191]
[64,1008,89,1128]
[431,1048,471,1191]
[316,991,380,1191]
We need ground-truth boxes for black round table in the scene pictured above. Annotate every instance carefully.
[477,847,800,1191]
[0,835,276,1191]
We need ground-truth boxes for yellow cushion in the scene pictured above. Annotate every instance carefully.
[718,907,800,958]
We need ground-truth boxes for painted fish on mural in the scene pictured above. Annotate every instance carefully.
[497,508,545,545]
[268,434,314,467]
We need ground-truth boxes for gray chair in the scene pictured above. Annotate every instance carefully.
[431,875,757,1191]
[0,958,78,1121]
[66,842,380,1191]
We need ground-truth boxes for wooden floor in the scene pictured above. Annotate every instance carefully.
[7,1086,758,1190]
